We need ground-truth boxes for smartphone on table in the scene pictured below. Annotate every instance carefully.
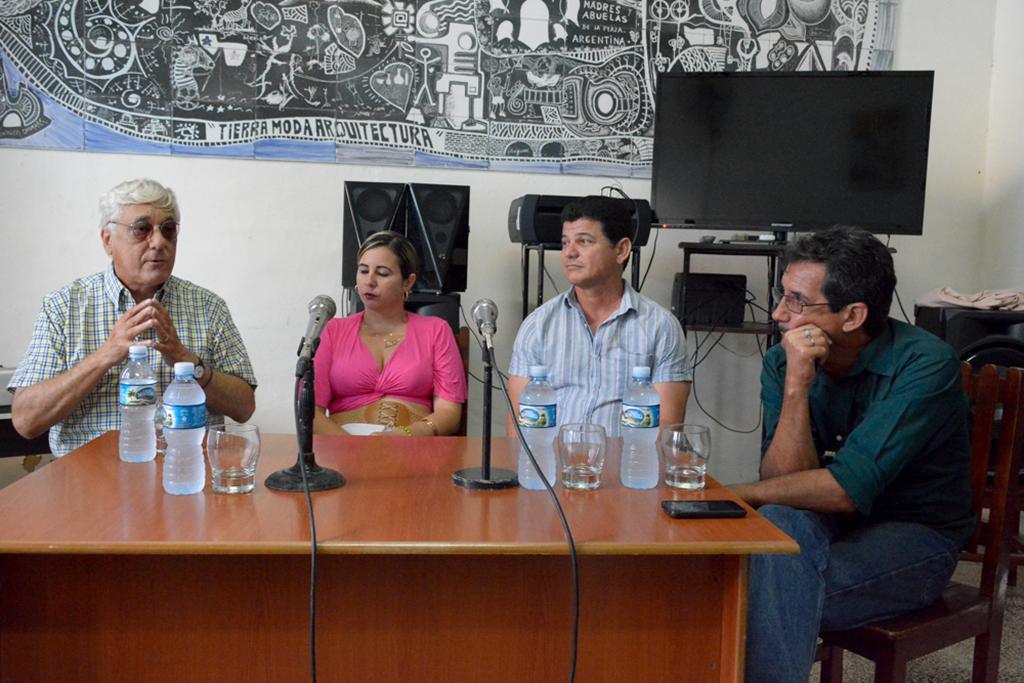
[661,500,747,519]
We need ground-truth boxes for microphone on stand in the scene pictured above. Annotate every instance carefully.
[266,295,345,493]
[471,298,497,350]
[453,298,518,490]
[296,295,337,373]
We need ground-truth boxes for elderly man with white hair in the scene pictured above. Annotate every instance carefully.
[7,178,257,456]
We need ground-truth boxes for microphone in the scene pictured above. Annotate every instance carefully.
[268,293,345,493]
[298,295,337,361]
[471,298,498,350]
[453,297,517,490]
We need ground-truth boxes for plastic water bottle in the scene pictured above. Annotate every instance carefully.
[162,362,207,495]
[620,366,660,489]
[119,345,157,463]
[517,365,558,490]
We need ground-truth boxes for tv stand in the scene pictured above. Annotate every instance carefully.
[676,239,786,345]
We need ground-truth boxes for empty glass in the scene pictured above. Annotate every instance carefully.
[661,424,711,490]
[207,422,261,493]
[557,423,607,490]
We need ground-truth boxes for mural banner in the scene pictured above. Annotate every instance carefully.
[0,0,895,175]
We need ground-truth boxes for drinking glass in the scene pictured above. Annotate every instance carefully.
[557,423,607,490]
[661,424,711,490]
[207,423,261,493]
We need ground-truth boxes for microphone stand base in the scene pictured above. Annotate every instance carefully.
[265,460,346,492]
[451,467,518,490]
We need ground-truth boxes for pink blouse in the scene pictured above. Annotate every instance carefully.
[313,312,467,414]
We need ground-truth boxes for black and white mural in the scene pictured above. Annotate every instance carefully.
[0,0,895,174]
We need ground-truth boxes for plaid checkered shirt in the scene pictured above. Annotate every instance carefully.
[7,264,257,456]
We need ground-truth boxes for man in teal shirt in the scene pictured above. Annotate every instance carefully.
[731,227,973,683]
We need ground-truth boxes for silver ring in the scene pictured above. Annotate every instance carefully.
[804,328,813,340]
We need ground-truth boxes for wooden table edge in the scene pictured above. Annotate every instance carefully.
[0,539,798,555]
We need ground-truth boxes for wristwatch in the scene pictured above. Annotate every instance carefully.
[193,356,210,387]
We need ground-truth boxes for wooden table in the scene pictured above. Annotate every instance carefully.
[0,432,795,682]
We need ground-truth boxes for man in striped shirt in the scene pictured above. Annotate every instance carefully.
[7,178,257,456]
[508,195,692,437]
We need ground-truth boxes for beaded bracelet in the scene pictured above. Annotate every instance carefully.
[396,424,413,436]
[419,418,438,436]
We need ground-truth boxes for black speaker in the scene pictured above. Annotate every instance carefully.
[671,273,747,328]
[407,183,470,294]
[914,305,1024,354]
[342,181,407,287]
[508,194,652,246]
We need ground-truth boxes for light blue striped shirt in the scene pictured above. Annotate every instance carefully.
[509,282,692,436]
[7,265,257,456]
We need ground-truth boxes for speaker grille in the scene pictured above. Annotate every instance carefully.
[408,183,470,294]
[342,181,407,288]
[342,182,470,293]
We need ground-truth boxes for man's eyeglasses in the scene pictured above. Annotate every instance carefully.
[108,219,179,242]
[771,287,831,314]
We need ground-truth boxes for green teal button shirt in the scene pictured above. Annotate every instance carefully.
[761,319,974,544]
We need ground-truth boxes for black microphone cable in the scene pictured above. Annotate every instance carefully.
[293,374,319,683]
[459,304,580,682]
[494,359,580,683]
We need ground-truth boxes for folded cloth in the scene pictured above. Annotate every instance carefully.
[916,287,1024,311]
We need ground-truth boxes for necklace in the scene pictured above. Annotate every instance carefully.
[364,319,406,348]
[380,333,403,348]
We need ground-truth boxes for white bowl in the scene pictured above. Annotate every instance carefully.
[342,422,386,436]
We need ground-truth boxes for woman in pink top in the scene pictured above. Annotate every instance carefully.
[313,231,467,435]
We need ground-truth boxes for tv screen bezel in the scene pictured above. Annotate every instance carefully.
[650,70,934,236]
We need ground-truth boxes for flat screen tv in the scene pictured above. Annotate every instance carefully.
[651,71,934,235]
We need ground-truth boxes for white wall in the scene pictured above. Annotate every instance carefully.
[0,0,1014,483]
[982,0,1024,283]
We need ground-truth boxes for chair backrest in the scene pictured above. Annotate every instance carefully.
[961,362,1024,600]
[960,335,1024,374]
[456,326,470,436]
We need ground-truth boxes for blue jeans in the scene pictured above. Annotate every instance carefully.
[744,505,961,683]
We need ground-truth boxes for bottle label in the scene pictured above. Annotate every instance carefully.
[621,404,660,429]
[119,381,156,407]
[519,404,556,428]
[163,403,206,430]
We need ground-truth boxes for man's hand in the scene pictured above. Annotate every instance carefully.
[145,299,193,367]
[12,299,162,440]
[97,300,157,367]
[781,324,831,390]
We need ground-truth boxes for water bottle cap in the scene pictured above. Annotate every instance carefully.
[631,366,651,380]
[128,345,148,357]
[528,365,548,379]
[174,361,195,379]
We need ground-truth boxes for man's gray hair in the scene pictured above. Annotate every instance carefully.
[99,178,180,231]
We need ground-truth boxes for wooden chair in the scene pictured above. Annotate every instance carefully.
[819,363,1024,683]
[455,326,470,436]
[958,339,1024,585]
[959,337,1024,586]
